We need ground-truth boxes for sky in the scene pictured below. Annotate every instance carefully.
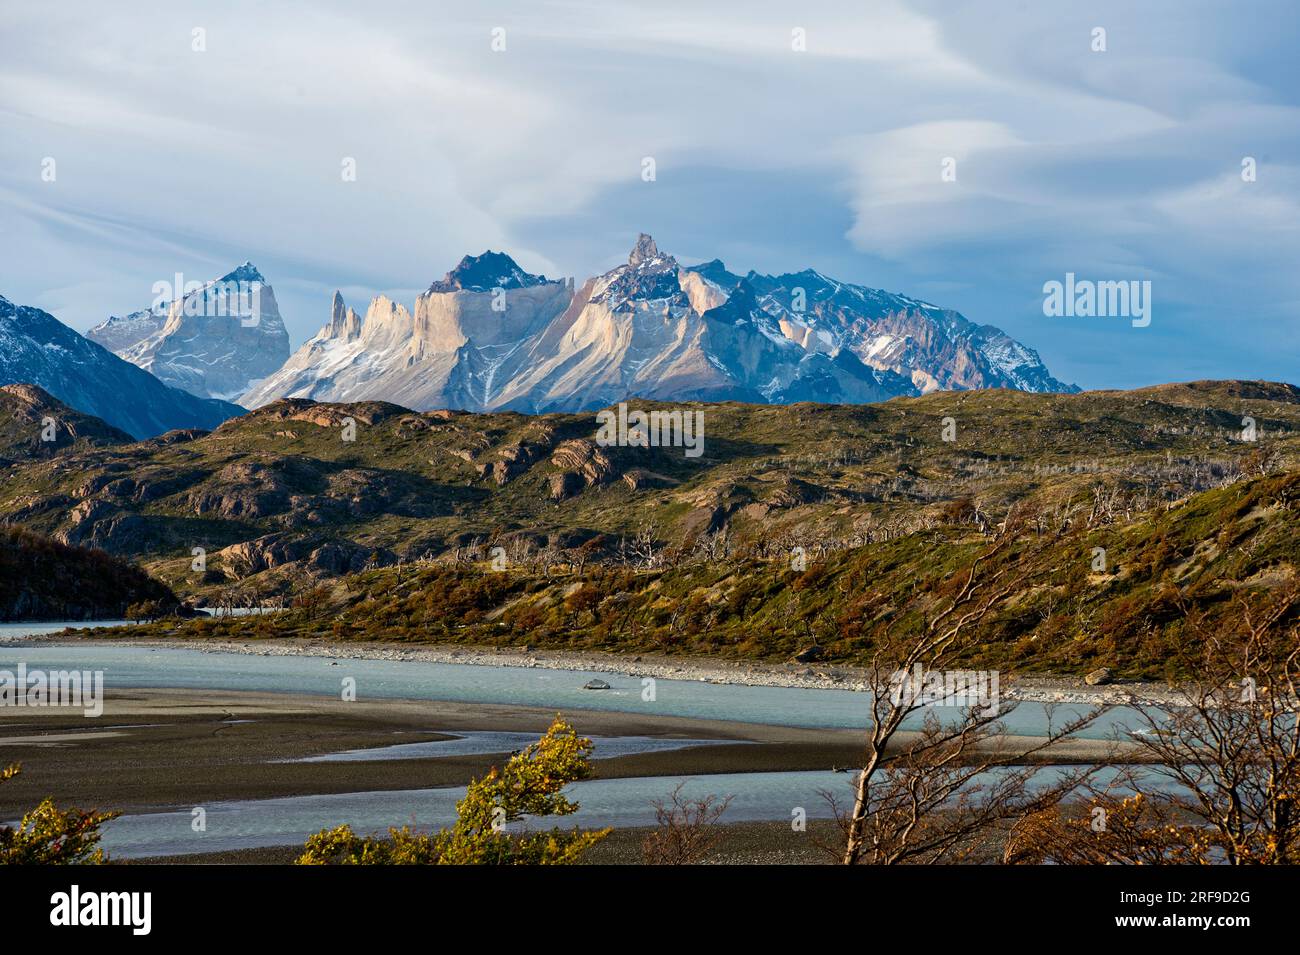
[1,0,1297,390]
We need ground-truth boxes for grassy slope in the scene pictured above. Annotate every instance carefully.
[0,383,132,461]
[105,466,1299,679]
[4,380,1298,675]
[1,381,1296,606]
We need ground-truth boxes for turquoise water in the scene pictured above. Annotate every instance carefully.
[288,731,745,763]
[101,771,849,858]
[99,765,1178,859]
[0,643,1147,738]
[0,637,1167,859]
[0,620,129,641]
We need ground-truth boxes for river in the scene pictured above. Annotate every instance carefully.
[1,623,1161,858]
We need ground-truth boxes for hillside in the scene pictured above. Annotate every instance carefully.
[89,465,1300,679]
[0,380,1294,616]
[0,383,133,462]
[0,527,183,622]
[0,294,244,439]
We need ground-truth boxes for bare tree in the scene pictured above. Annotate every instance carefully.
[838,515,1106,865]
[627,522,662,570]
[535,540,563,578]
[1010,584,1300,865]
[642,783,734,865]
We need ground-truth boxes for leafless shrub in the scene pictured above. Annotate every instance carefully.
[641,782,734,865]
[836,513,1107,865]
[1010,584,1300,865]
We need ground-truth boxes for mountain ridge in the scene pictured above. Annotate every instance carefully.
[241,234,1076,413]
[0,293,245,440]
[0,378,1292,612]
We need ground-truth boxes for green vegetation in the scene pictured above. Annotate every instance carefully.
[5,380,1298,677]
[109,468,1299,679]
[0,764,118,864]
[0,526,183,622]
[296,717,608,864]
[1,381,1295,608]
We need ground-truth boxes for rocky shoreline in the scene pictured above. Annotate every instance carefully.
[38,630,1186,707]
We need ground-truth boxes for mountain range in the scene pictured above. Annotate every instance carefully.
[241,235,1076,411]
[1,236,1076,443]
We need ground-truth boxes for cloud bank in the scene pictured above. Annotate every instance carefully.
[1,0,1296,388]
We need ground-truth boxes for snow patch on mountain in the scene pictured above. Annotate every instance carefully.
[0,293,243,438]
[242,235,1076,413]
[87,263,290,401]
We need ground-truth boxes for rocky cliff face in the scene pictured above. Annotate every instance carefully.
[485,236,912,410]
[88,263,290,401]
[242,235,1076,413]
[0,293,245,440]
[241,255,572,410]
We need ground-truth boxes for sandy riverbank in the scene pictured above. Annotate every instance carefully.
[0,686,851,815]
[0,683,1131,818]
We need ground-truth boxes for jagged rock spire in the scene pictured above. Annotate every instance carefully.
[328,291,347,333]
[628,233,661,268]
[326,291,362,341]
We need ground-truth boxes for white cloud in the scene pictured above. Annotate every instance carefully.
[0,0,1295,388]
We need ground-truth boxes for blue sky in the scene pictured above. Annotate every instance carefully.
[1,0,1296,390]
